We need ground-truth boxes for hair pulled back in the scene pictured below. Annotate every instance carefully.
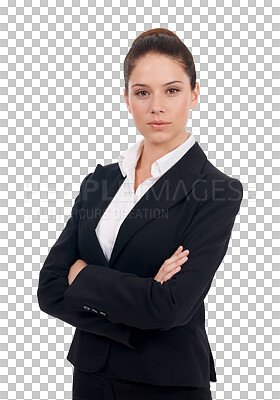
[123,28,196,95]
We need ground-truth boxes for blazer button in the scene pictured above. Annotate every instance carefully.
[83,305,91,311]
[99,310,108,317]
[91,307,99,314]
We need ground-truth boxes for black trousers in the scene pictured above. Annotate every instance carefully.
[72,360,213,400]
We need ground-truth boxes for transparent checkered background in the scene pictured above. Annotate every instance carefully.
[0,1,279,399]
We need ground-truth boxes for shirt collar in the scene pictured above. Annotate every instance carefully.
[118,139,145,177]
[118,133,195,178]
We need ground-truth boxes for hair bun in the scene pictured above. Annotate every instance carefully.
[135,28,181,42]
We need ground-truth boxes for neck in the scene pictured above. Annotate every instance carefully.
[136,131,191,172]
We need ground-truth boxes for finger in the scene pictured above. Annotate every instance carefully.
[156,248,189,283]
[173,246,189,255]
[173,245,183,255]
[173,248,189,259]
[163,253,190,281]
[166,253,188,271]
[166,249,189,267]
[162,265,182,282]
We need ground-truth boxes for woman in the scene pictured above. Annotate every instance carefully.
[37,28,243,400]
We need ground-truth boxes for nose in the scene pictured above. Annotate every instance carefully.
[150,102,164,113]
[151,109,164,114]
[149,93,166,114]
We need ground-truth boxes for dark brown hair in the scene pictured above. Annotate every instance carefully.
[123,28,197,95]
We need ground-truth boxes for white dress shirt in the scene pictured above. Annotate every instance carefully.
[95,132,196,263]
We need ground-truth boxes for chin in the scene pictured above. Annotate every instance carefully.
[143,134,172,144]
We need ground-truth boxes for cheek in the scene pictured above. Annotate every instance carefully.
[173,102,189,120]
[130,101,146,119]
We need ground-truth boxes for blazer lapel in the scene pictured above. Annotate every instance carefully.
[84,165,126,267]
[86,141,208,267]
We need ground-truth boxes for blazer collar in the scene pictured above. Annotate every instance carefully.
[86,141,208,267]
[118,133,196,179]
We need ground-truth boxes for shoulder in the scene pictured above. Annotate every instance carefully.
[203,159,243,188]
[84,162,120,176]
[198,159,243,205]
[79,162,122,194]
[80,162,118,182]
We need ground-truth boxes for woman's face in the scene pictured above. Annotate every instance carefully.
[123,52,199,146]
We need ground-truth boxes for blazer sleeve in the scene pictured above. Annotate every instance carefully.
[63,178,243,331]
[37,172,136,350]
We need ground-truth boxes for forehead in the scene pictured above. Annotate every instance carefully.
[129,54,188,86]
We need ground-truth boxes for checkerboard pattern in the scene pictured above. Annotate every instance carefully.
[0,1,279,399]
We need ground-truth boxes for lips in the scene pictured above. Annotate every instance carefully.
[148,122,171,130]
[148,121,171,125]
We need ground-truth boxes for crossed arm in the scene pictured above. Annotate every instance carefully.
[37,172,243,348]
[37,173,136,349]
[63,178,243,331]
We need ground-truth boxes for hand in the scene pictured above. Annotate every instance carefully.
[154,246,189,285]
[68,259,88,286]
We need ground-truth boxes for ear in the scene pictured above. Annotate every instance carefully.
[190,82,199,110]
[123,88,132,114]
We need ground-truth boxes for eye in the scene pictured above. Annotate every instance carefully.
[135,90,148,96]
[135,88,180,96]
[167,88,180,94]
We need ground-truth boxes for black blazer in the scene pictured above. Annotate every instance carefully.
[37,141,243,388]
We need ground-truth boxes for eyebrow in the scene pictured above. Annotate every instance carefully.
[131,80,184,89]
